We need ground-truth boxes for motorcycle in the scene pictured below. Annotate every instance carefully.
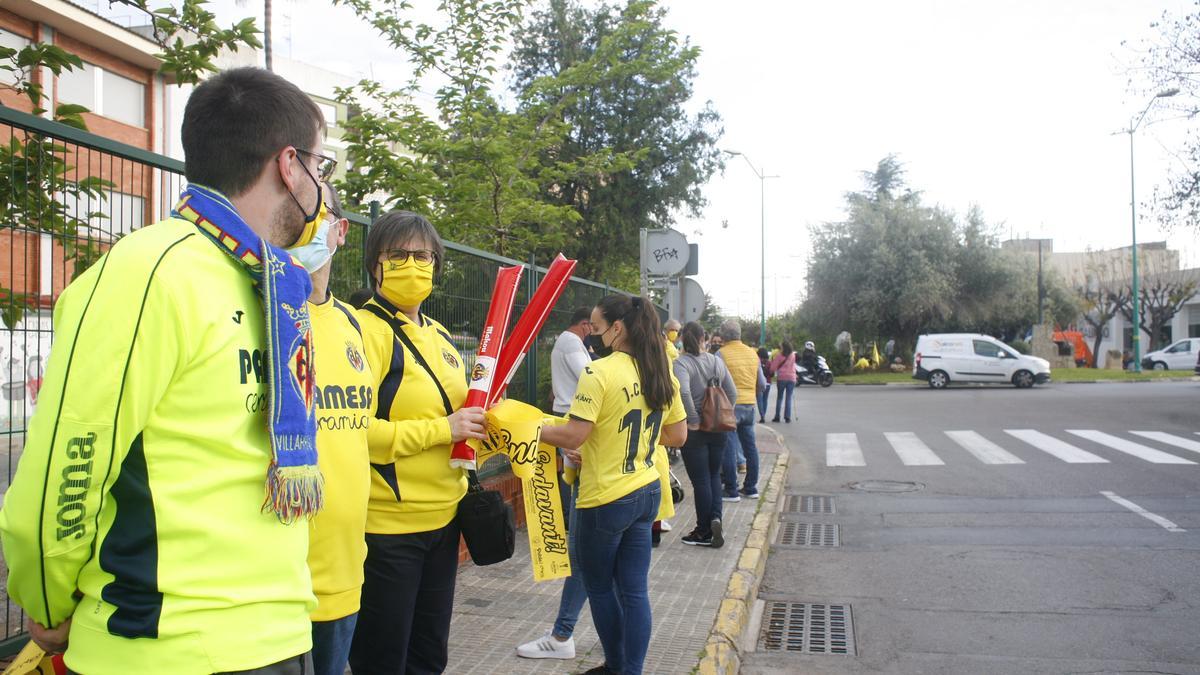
[795,355,835,387]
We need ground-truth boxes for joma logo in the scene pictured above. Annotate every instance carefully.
[56,432,97,541]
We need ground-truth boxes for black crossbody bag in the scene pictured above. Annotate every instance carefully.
[364,305,516,566]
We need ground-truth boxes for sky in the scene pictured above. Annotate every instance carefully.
[89,0,1200,319]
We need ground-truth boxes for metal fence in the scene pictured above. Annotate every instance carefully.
[0,105,626,654]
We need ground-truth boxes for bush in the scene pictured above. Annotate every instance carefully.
[1007,339,1030,355]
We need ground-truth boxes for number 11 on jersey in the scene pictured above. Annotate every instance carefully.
[618,408,663,474]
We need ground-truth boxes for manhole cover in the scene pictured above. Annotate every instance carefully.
[777,522,839,547]
[848,480,924,493]
[784,495,835,514]
[760,601,855,655]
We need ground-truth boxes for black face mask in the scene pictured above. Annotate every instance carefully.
[589,326,615,358]
[583,334,607,359]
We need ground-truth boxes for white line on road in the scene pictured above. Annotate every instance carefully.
[884,432,945,465]
[945,431,1025,464]
[1100,491,1186,532]
[827,433,866,466]
[1130,431,1200,456]
[1004,430,1109,463]
[1067,430,1195,465]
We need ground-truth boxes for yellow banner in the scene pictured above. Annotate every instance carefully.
[473,400,571,582]
[1,641,59,675]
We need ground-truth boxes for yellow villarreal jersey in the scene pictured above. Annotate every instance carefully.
[307,295,373,622]
[568,352,686,509]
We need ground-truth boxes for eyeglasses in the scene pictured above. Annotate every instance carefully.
[384,248,436,267]
[296,149,338,181]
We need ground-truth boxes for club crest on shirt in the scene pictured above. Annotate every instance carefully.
[443,349,460,369]
[346,341,365,372]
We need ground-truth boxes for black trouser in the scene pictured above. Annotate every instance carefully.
[71,652,313,675]
[680,429,725,535]
[349,520,460,675]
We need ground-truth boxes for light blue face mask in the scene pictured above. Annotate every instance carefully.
[289,216,336,272]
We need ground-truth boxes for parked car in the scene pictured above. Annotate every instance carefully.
[912,333,1051,389]
[1140,337,1200,371]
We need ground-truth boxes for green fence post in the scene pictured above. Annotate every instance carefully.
[364,200,381,289]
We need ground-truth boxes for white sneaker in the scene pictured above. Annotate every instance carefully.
[516,632,576,659]
[660,519,673,532]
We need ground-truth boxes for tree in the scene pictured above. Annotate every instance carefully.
[510,0,724,286]
[1077,253,1133,367]
[1126,2,1200,231]
[333,0,636,264]
[1119,262,1199,350]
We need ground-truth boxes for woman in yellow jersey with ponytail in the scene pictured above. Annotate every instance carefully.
[348,212,487,675]
[541,295,687,675]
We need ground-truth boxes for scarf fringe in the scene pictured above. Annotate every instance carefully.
[262,461,325,524]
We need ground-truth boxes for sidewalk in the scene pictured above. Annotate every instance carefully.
[445,426,787,674]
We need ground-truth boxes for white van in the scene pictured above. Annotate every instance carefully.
[912,333,1051,389]
[1140,337,1200,371]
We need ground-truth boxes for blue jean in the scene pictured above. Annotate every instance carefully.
[552,473,588,639]
[313,613,357,675]
[576,482,661,675]
[722,405,760,494]
[756,383,771,419]
[774,380,795,421]
[681,430,724,534]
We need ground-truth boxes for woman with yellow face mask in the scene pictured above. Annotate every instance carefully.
[348,212,487,675]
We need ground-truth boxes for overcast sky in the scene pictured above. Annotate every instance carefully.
[93,0,1199,318]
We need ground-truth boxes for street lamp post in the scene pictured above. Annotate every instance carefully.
[724,150,779,347]
[1123,88,1178,373]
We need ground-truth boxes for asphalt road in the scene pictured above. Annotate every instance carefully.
[742,380,1200,675]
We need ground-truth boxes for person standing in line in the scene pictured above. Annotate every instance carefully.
[768,341,797,423]
[294,184,374,675]
[541,295,687,675]
[673,322,737,547]
[349,212,487,675]
[0,67,329,674]
[717,320,765,501]
[663,318,681,362]
[515,307,592,660]
[756,347,772,423]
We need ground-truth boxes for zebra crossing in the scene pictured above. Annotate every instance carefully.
[823,429,1200,467]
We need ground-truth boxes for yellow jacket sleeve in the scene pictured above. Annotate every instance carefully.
[365,416,452,464]
[0,239,185,628]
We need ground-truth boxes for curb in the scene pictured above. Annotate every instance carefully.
[695,425,790,675]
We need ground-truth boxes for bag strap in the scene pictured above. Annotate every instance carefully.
[364,303,484,492]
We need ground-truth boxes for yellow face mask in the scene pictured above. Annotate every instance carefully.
[666,330,679,343]
[380,260,434,307]
[290,198,327,249]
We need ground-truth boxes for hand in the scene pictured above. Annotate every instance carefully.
[27,617,70,654]
[562,448,582,465]
[688,423,699,431]
[448,406,486,443]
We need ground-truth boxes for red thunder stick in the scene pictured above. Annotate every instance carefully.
[488,254,578,408]
[449,264,524,470]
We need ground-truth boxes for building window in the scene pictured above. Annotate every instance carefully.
[0,28,30,85]
[55,61,146,128]
[317,101,338,127]
[1189,305,1200,338]
[60,189,146,240]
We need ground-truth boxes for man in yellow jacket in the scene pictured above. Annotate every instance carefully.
[0,68,328,674]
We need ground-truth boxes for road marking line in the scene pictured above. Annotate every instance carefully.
[1004,430,1109,463]
[1067,430,1195,465]
[945,431,1025,464]
[1130,431,1200,456]
[884,432,945,465]
[1101,491,1186,532]
[827,433,865,466]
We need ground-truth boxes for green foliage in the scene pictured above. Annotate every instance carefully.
[510,0,723,286]
[1007,339,1031,355]
[112,0,262,85]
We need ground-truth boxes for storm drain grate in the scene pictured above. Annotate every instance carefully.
[777,522,840,547]
[760,602,854,654]
[784,495,836,514]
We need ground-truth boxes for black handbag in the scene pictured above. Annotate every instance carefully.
[364,304,516,566]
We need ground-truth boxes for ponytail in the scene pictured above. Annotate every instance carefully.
[682,321,705,356]
[596,294,674,411]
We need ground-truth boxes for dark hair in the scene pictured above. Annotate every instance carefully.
[348,287,373,308]
[682,321,706,357]
[781,340,793,357]
[363,210,445,285]
[596,295,673,411]
[182,67,324,198]
[757,347,769,360]
[569,306,591,326]
[322,181,343,219]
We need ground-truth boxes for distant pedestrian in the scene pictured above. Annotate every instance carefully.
[768,340,797,423]
[756,347,772,423]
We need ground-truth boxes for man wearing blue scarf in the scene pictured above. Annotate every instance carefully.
[0,67,332,675]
